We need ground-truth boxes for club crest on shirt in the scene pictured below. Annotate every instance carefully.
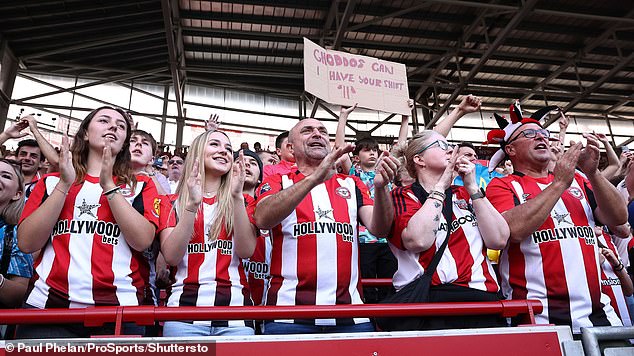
[521,193,531,201]
[77,199,100,218]
[259,183,271,195]
[454,199,469,210]
[152,198,160,218]
[336,186,351,199]
[568,187,583,200]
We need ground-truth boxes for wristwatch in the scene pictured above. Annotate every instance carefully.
[470,191,485,201]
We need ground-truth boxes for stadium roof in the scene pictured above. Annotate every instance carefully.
[1,0,633,134]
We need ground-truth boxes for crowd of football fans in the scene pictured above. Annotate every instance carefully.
[1,95,633,339]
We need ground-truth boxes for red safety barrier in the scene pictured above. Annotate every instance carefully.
[0,300,542,336]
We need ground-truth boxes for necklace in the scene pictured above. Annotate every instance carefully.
[204,191,215,198]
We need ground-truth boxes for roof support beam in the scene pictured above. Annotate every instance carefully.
[21,29,164,60]
[411,7,490,101]
[333,0,357,49]
[14,68,165,102]
[162,0,186,146]
[543,52,634,127]
[521,8,634,103]
[426,0,539,128]
[606,93,634,114]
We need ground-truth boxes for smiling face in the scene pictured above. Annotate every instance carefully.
[84,108,128,155]
[290,119,331,164]
[0,161,22,208]
[204,131,233,177]
[17,145,42,176]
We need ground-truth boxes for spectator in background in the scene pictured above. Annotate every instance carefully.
[262,131,295,181]
[0,115,60,199]
[257,150,279,167]
[130,130,169,195]
[234,149,263,198]
[167,154,184,193]
[240,142,249,150]
[452,142,503,190]
[254,142,262,152]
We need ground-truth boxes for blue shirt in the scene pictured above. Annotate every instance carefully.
[453,163,504,189]
[0,219,33,279]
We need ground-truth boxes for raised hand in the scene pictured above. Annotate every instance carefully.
[99,139,116,191]
[553,142,582,188]
[59,134,75,186]
[407,99,415,111]
[4,119,29,139]
[558,111,570,131]
[374,151,399,189]
[231,151,246,198]
[340,103,358,116]
[576,133,601,177]
[456,155,477,193]
[457,95,481,114]
[187,159,202,209]
[433,149,460,192]
[313,143,355,184]
[206,113,220,131]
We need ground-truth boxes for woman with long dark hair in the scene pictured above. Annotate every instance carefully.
[16,107,160,338]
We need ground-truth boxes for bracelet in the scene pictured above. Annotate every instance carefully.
[106,190,121,201]
[184,206,198,214]
[0,274,5,289]
[614,262,625,272]
[429,190,446,201]
[470,191,485,201]
[428,195,444,203]
[54,186,68,196]
[103,186,121,196]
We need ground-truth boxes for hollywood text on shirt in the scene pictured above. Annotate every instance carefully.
[187,239,233,255]
[52,219,121,246]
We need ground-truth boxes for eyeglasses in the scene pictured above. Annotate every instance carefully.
[507,128,550,144]
[415,140,455,155]
[168,160,183,165]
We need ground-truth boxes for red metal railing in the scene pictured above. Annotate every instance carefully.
[0,300,542,336]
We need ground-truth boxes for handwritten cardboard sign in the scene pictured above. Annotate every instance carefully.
[303,38,410,115]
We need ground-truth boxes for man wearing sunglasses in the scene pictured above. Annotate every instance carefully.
[486,120,627,334]
[167,155,184,194]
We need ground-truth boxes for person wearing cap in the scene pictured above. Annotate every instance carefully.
[485,100,627,334]
[233,149,263,198]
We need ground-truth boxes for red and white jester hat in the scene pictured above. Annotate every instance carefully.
[485,100,559,172]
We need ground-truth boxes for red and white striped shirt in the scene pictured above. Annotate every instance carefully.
[256,172,373,326]
[167,194,254,327]
[598,233,632,326]
[21,174,160,308]
[487,172,622,333]
[243,230,272,306]
[390,183,499,293]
